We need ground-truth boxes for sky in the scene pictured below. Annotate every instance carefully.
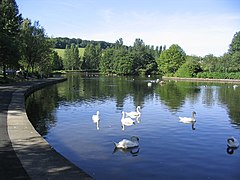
[16,0,240,57]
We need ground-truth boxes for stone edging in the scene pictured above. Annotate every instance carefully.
[7,78,92,179]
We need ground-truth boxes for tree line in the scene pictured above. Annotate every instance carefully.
[53,37,115,49]
[1,0,240,80]
[62,32,240,79]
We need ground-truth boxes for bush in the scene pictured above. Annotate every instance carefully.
[196,72,240,79]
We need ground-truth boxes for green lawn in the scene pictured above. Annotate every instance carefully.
[54,48,85,58]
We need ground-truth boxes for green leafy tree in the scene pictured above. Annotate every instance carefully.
[73,45,80,69]
[175,56,202,77]
[100,47,115,73]
[20,19,53,74]
[82,44,101,70]
[0,0,22,78]
[63,44,71,70]
[201,54,218,73]
[51,51,63,71]
[231,51,240,72]
[63,44,80,70]
[114,48,134,75]
[229,31,240,54]
[228,31,240,72]
[131,38,158,75]
[157,44,186,75]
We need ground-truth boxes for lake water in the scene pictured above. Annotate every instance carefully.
[26,73,240,180]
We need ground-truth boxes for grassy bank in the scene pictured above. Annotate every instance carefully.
[54,48,85,58]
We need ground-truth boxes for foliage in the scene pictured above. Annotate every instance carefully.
[100,47,115,73]
[196,72,240,79]
[201,54,218,73]
[1,0,240,79]
[63,44,80,70]
[53,37,114,49]
[20,19,54,75]
[51,51,63,70]
[54,48,84,59]
[229,31,240,54]
[99,38,159,75]
[81,44,101,70]
[0,0,22,78]
[157,44,186,75]
[175,56,202,77]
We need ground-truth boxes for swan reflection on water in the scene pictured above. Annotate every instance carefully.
[226,147,237,155]
[93,119,100,130]
[112,147,140,156]
[179,118,196,130]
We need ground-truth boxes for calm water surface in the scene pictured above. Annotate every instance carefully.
[26,73,240,180]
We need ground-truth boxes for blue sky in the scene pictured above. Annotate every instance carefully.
[16,0,240,56]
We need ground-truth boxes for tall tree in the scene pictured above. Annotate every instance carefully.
[82,44,101,70]
[175,55,202,77]
[157,44,186,75]
[228,31,240,72]
[229,31,240,54]
[100,47,114,74]
[20,19,53,74]
[63,44,80,70]
[201,54,218,73]
[0,0,22,78]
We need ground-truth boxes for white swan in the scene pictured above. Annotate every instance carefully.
[113,136,139,149]
[233,85,238,89]
[227,136,239,148]
[179,111,196,123]
[125,106,141,118]
[92,111,100,122]
[92,111,100,130]
[121,111,135,130]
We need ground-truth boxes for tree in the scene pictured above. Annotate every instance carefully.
[20,19,53,75]
[63,44,71,70]
[63,44,80,70]
[228,31,240,72]
[201,54,218,73]
[113,47,134,75]
[51,51,63,70]
[231,51,240,72]
[0,0,22,78]
[175,56,202,77]
[157,44,186,75]
[82,44,101,70]
[100,47,115,73]
[229,31,240,54]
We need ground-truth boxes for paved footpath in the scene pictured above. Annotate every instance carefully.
[0,79,92,180]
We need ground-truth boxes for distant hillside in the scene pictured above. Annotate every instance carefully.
[54,48,85,58]
[52,37,114,49]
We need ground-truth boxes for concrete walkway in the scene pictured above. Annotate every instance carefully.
[0,78,92,179]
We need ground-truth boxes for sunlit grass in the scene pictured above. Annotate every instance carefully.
[54,48,85,59]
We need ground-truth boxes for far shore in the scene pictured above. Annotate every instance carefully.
[162,76,240,84]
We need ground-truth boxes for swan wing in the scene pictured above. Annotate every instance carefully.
[92,115,100,122]
[121,117,135,125]
[227,137,239,148]
[116,139,138,149]
[126,111,139,117]
[179,117,195,123]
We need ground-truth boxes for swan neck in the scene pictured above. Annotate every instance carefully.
[137,106,141,113]
[227,138,234,143]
